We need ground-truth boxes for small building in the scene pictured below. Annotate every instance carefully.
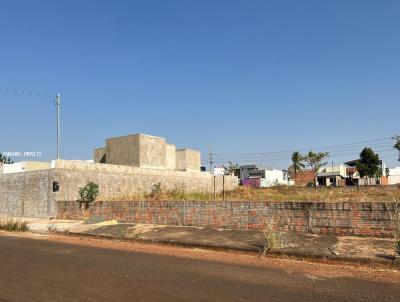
[317,165,348,187]
[233,165,292,187]
[344,160,388,186]
[94,133,201,172]
[291,170,315,186]
[231,165,259,180]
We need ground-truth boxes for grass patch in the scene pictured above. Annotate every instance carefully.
[0,220,29,232]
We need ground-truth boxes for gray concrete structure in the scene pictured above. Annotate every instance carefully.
[95,133,201,172]
[166,144,176,170]
[0,160,238,219]
[105,134,167,169]
[0,169,56,218]
[93,148,106,163]
[176,149,201,172]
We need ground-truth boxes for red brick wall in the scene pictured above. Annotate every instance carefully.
[293,170,315,186]
[57,200,400,238]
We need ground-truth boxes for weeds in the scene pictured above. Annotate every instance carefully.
[0,220,29,232]
[100,185,400,203]
[258,226,287,258]
[120,230,142,240]
[47,224,57,233]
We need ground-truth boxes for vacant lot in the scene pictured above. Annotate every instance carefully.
[103,185,400,202]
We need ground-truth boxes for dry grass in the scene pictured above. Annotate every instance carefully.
[0,220,29,232]
[99,185,400,202]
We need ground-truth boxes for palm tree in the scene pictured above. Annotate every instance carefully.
[288,151,305,179]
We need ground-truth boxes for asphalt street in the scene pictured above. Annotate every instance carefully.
[0,232,399,302]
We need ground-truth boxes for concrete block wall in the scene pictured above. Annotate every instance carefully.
[165,144,176,170]
[93,148,106,163]
[57,200,400,238]
[52,160,236,202]
[175,149,201,172]
[0,169,57,218]
[0,160,238,219]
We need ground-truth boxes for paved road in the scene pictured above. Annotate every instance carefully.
[0,232,399,302]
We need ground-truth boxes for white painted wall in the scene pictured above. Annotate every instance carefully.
[389,167,400,185]
[260,169,292,187]
[0,162,50,174]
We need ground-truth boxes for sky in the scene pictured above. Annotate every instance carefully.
[0,0,399,169]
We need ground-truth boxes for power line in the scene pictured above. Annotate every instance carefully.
[206,143,395,161]
[0,86,54,98]
[201,136,393,159]
[202,149,397,165]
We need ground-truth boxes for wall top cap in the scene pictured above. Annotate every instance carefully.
[106,133,166,141]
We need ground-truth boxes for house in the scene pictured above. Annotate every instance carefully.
[233,165,293,187]
[291,170,315,186]
[344,160,388,186]
[231,165,259,180]
[317,165,348,187]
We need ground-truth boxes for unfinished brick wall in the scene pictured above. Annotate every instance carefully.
[57,200,400,238]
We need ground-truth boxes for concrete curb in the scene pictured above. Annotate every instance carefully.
[57,230,398,267]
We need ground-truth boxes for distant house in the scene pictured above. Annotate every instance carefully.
[233,165,293,187]
[292,170,315,186]
[231,165,259,180]
[316,165,348,187]
[344,160,388,186]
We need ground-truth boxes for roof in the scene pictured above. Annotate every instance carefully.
[317,171,341,177]
[344,159,359,167]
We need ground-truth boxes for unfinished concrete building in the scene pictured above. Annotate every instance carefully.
[94,133,201,172]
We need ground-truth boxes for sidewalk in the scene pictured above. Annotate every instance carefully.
[2,217,399,265]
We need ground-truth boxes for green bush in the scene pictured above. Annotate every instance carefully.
[78,181,100,209]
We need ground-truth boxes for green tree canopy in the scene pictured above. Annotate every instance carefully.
[304,151,329,187]
[356,147,382,179]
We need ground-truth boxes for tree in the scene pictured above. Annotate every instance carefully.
[304,151,329,188]
[288,151,305,179]
[78,182,100,209]
[393,135,400,161]
[356,147,382,185]
[0,153,13,164]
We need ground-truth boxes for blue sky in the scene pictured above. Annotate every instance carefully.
[0,0,399,169]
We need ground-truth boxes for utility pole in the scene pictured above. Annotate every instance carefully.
[55,93,61,160]
[208,145,213,174]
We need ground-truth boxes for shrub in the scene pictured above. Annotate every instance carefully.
[258,225,287,258]
[78,181,100,209]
